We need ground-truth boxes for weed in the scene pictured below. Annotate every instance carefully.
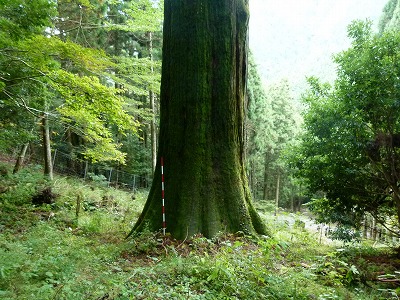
[313,249,361,287]
[1,164,399,299]
[87,172,108,186]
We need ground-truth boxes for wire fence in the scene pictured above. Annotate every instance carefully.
[11,146,400,243]
[28,149,151,192]
[316,218,400,244]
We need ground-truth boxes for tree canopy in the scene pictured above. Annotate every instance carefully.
[0,0,163,180]
[291,20,400,232]
[379,0,400,32]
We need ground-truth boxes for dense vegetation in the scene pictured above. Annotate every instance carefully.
[0,0,162,181]
[1,163,400,299]
[2,0,400,298]
[0,0,302,209]
[290,12,400,238]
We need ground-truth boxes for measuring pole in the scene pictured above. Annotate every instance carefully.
[161,157,166,235]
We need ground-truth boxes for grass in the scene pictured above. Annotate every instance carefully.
[0,162,400,299]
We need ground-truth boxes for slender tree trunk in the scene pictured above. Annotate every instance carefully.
[363,215,368,239]
[150,91,157,171]
[130,0,267,239]
[392,186,400,229]
[372,217,377,240]
[290,185,294,212]
[274,173,280,216]
[66,128,76,172]
[148,31,157,173]
[263,151,270,200]
[249,160,256,199]
[13,143,29,174]
[41,114,53,180]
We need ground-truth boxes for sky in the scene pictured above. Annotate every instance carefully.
[249,0,389,96]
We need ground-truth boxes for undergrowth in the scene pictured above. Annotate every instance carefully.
[0,162,399,299]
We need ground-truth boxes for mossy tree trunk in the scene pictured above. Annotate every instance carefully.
[41,114,53,181]
[131,0,267,239]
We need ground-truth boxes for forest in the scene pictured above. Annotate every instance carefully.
[1,0,400,299]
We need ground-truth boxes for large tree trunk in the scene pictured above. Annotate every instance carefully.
[130,0,267,239]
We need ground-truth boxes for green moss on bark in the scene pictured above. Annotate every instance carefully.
[130,0,268,240]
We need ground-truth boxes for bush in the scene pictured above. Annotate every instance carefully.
[0,164,398,299]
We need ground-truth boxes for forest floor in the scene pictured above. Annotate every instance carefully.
[1,161,400,299]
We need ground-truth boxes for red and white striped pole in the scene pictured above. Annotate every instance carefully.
[161,157,166,235]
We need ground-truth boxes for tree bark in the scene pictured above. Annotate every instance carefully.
[13,143,29,174]
[66,128,76,172]
[363,215,368,239]
[130,0,267,239]
[274,173,280,216]
[41,114,53,180]
[248,160,256,199]
[263,151,270,200]
[148,31,157,173]
[290,185,294,212]
[393,191,400,231]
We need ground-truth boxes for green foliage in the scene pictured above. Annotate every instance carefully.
[0,222,127,299]
[1,29,139,163]
[0,163,399,299]
[53,68,138,163]
[0,0,56,43]
[329,227,361,243]
[87,172,108,185]
[0,166,48,205]
[314,250,361,287]
[379,0,400,32]
[113,0,164,33]
[306,197,364,229]
[0,0,162,172]
[246,53,301,204]
[290,21,400,231]
[253,200,277,213]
